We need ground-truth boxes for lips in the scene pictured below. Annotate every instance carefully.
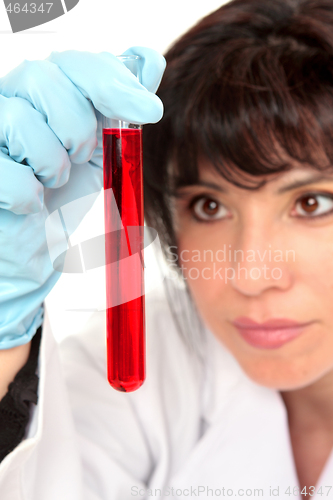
[233,317,306,329]
[232,316,314,349]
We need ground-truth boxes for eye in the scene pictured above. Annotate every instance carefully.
[293,193,333,218]
[190,196,229,221]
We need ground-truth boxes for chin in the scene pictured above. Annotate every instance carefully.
[236,357,324,392]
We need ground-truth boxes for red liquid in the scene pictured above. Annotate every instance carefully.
[103,128,145,392]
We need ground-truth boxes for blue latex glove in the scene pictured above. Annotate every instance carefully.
[0,47,166,349]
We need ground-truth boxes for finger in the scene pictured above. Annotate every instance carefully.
[0,60,98,164]
[0,150,43,214]
[0,95,71,190]
[122,46,166,94]
[47,50,164,124]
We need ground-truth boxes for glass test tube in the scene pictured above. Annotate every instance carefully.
[103,55,145,392]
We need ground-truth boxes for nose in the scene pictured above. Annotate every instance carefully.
[228,225,294,297]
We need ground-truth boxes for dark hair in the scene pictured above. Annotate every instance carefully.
[143,0,333,252]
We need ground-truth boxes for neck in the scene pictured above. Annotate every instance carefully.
[280,369,333,434]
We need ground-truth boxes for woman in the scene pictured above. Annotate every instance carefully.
[0,0,332,499]
[143,0,333,495]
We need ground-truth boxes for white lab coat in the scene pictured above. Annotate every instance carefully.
[0,288,332,500]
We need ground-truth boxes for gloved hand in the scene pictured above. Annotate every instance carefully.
[0,47,166,349]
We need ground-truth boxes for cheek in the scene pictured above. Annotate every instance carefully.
[289,229,333,316]
[177,231,231,317]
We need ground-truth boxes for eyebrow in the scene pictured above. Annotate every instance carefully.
[176,173,333,196]
[175,181,227,194]
[276,173,333,194]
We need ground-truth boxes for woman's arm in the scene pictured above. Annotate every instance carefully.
[0,341,31,400]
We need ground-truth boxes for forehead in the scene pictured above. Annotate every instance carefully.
[197,159,333,193]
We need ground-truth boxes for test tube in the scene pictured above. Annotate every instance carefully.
[103,55,145,392]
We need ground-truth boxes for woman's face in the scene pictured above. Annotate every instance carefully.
[173,160,333,390]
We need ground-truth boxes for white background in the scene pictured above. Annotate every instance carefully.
[0,0,229,74]
[1,0,229,339]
